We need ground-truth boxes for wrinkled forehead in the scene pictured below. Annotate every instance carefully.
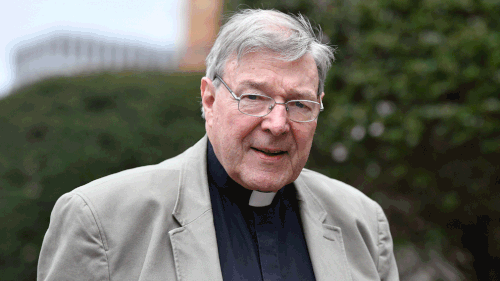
[222,51,319,92]
[223,49,315,74]
[219,53,319,101]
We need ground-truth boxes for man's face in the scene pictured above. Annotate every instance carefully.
[201,51,323,192]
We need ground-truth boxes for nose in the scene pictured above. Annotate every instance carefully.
[261,102,290,136]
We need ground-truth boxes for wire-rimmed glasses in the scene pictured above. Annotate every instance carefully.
[215,75,323,123]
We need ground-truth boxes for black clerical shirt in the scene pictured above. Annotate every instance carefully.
[207,141,316,281]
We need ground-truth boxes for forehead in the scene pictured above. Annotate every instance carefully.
[223,51,319,96]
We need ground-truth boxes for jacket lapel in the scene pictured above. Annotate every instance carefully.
[168,136,223,281]
[295,176,353,281]
[169,212,222,281]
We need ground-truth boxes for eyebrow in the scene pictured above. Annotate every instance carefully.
[237,80,317,100]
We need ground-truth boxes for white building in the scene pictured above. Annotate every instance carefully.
[13,32,179,88]
[9,0,223,90]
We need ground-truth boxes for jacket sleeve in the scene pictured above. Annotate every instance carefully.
[38,193,110,281]
[375,204,399,281]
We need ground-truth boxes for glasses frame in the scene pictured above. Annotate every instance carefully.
[214,75,324,123]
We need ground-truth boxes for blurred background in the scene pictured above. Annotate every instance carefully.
[1,0,499,280]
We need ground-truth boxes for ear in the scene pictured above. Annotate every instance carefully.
[201,77,216,126]
[319,92,325,114]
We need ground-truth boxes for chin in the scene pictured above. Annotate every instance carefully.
[241,177,290,193]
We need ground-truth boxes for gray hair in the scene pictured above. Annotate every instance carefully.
[203,9,335,117]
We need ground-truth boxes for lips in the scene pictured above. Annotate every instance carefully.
[252,147,287,156]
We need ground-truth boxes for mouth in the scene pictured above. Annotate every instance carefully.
[251,147,287,157]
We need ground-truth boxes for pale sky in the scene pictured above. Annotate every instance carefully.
[0,0,186,97]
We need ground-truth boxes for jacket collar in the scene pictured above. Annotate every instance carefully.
[171,135,212,226]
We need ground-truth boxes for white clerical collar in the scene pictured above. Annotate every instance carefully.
[248,190,277,207]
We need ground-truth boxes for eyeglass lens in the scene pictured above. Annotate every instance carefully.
[239,94,320,122]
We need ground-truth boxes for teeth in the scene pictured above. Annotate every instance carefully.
[255,148,284,154]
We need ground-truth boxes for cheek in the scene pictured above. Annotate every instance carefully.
[232,116,261,140]
[216,113,252,153]
[213,102,235,135]
[295,124,316,144]
[293,125,317,158]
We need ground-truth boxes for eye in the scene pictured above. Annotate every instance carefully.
[289,100,316,112]
[241,94,270,102]
[294,101,305,108]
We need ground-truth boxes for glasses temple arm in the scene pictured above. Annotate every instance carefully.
[215,75,240,101]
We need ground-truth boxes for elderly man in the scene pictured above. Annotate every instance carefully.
[38,9,399,281]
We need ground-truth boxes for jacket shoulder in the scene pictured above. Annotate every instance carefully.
[299,168,378,210]
[297,168,383,236]
[62,138,206,234]
[73,160,182,209]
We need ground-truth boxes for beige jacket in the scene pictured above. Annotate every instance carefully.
[38,136,399,280]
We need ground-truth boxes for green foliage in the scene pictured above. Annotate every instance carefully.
[229,0,500,279]
[0,72,206,280]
